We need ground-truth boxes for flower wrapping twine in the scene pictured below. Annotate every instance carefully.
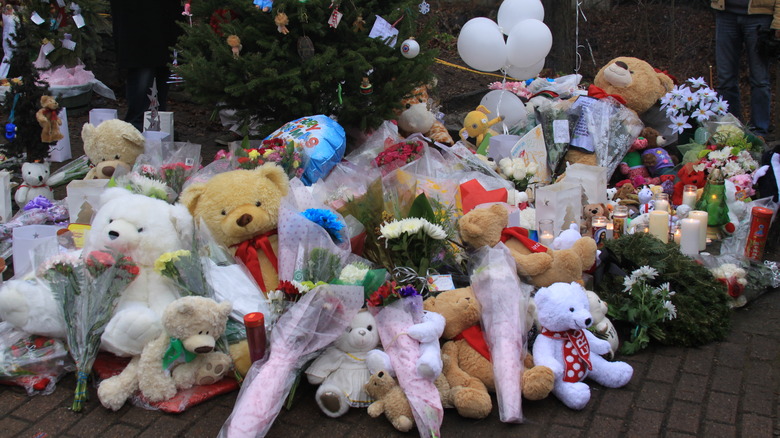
[470,243,530,423]
[220,285,363,438]
[370,295,443,438]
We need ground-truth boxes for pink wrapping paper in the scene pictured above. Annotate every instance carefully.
[370,295,443,438]
[220,285,363,438]
[470,243,531,423]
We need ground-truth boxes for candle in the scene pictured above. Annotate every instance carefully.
[649,210,670,243]
[654,192,669,213]
[682,184,698,208]
[538,218,555,247]
[688,210,708,251]
[606,222,614,240]
[612,205,628,239]
[680,218,700,256]
[591,215,608,247]
[673,227,682,244]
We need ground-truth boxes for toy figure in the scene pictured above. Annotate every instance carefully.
[254,0,272,12]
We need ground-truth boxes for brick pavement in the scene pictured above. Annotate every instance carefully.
[1,282,778,438]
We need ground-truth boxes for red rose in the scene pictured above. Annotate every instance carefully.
[86,251,115,268]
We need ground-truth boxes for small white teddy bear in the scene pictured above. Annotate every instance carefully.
[533,282,633,410]
[306,310,381,417]
[14,161,60,208]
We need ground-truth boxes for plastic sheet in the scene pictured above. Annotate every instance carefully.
[0,322,73,395]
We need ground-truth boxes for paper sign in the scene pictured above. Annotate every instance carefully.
[143,111,174,136]
[328,9,343,28]
[30,12,45,25]
[66,223,90,249]
[553,119,570,144]
[89,108,118,127]
[12,225,62,278]
[510,125,550,183]
[0,171,11,223]
[569,97,598,153]
[66,179,109,224]
[369,15,398,47]
[41,42,55,55]
[426,274,454,292]
[60,38,76,51]
[48,107,72,162]
[72,14,85,28]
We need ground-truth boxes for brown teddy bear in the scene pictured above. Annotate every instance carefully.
[582,202,609,235]
[459,204,597,288]
[180,163,289,294]
[593,57,675,115]
[82,119,146,179]
[396,84,454,145]
[36,95,64,143]
[423,286,555,420]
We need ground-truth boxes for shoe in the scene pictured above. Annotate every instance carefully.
[214,131,242,146]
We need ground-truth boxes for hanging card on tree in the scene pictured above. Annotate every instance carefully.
[369,16,399,47]
[30,12,44,25]
[328,8,343,28]
[72,14,85,28]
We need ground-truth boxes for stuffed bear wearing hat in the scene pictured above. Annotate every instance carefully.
[180,163,289,293]
[82,119,146,179]
[98,296,233,411]
[593,57,675,116]
[459,204,597,288]
[533,282,633,410]
[0,187,194,356]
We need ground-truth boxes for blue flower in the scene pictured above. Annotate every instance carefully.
[301,208,345,244]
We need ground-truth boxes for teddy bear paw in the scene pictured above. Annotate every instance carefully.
[452,387,492,419]
[97,377,130,411]
[194,353,232,386]
[522,366,555,400]
[556,381,591,410]
[392,415,414,433]
[315,386,349,418]
[141,379,178,403]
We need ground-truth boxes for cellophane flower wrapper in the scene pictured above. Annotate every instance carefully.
[310,160,381,212]
[534,98,576,175]
[48,155,91,187]
[720,196,778,256]
[469,243,530,423]
[132,142,202,202]
[344,120,403,169]
[0,198,68,240]
[0,321,74,395]
[220,284,363,438]
[369,294,443,438]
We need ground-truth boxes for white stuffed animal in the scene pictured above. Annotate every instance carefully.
[0,187,194,357]
[306,310,381,417]
[533,282,633,410]
[14,162,60,207]
[585,291,619,359]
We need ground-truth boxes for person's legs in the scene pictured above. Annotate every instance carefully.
[743,14,773,136]
[154,66,171,112]
[715,11,744,122]
[125,67,156,131]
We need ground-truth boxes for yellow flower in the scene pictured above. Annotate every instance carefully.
[248,149,261,160]
[263,149,274,158]
[154,250,191,273]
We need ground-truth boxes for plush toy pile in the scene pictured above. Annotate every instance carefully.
[0,50,779,438]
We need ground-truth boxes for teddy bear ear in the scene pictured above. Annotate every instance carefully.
[178,183,206,215]
[98,187,133,208]
[81,123,95,142]
[254,163,290,196]
[218,300,233,319]
[422,296,436,312]
[120,126,146,148]
[168,203,195,243]
[176,300,195,316]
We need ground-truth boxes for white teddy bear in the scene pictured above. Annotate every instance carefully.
[14,162,61,208]
[533,282,633,410]
[585,290,619,359]
[0,187,194,357]
[305,310,381,418]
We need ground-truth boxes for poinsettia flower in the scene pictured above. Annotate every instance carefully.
[669,115,692,134]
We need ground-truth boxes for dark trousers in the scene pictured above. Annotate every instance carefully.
[124,66,171,132]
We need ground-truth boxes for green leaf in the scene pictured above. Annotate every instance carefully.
[407,193,436,222]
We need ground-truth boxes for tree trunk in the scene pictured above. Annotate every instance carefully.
[542,0,577,74]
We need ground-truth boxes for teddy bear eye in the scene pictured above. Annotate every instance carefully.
[367,325,373,331]
[199,330,203,334]
[569,307,575,312]
[137,227,144,232]
[221,210,226,215]
[405,103,411,109]
[108,219,113,224]
[114,154,120,159]
[255,201,262,207]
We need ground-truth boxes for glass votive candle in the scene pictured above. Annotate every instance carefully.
[538,218,555,247]
[682,184,698,208]
[591,215,608,247]
[654,192,670,213]
[612,205,628,239]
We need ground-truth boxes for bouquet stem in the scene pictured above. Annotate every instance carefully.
[72,370,89,412]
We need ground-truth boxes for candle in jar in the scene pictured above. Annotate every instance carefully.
[591,215,608,247]
[688,210,708,251]
[682,184,698,208]
[606,221,614,240]
[538,218,555,247]
[648,210,670,243]
[539,232,555,247]
[680,218,700,256]
[654,192,670,213]
[612,205,628,239]
[673,226,681,244]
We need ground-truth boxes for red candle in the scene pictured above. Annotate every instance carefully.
[243,312,266,364]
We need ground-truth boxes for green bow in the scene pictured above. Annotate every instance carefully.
[162,337,197,369]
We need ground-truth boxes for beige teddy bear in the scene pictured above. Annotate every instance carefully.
[593,56,675,116]
[98,296,233,411]
[82,119,146,179]
[459,204,597,288]
[36,95,64,143]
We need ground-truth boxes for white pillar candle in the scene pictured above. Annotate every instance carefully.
[688,210,708,251]
[682,184,698,208]
[680,218,700,256]
[654,199,669,213]
[649,210,670,243]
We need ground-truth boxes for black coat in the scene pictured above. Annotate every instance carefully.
[109,0,183,69]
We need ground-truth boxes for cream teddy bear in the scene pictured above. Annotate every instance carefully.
[586,290,619,359]
[82,119,146,179]
[98,296,233,410]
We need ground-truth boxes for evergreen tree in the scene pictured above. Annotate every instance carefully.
[176,0,437,137]
[3,11,51,162]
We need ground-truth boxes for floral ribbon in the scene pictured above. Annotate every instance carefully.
[541,328,592,383]
[162,337,197,370]
[586,84,627,106]
[453,325,491,361]
[232,229,278,292]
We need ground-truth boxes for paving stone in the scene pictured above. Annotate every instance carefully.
[9,386,70,422]
[120,404,159,428]
[546,424,582,438]
[748,335,780,361]
[665,432,696,438]
[740,413,773,437]
[266,419,309,438]
[1,416,31,437]
[705,392,738,424]
[185,406,232,437]
[67,402,117,436]
[682,345,715,375]
[625,408,664,437]
[0,389,29,416]
[596,389,634,418]
[552,404,589,427]
[588,416,625,438]
[100,423,141,438]
[710,366,743,395]
[741,384,775,417]
[743,359,775,386]
[703,421,737,438]
[28,406,83,436]
[667,400,701,434]
[673,374,709,403]
[716,343,748,369]
[645,355,682,383]
[634,382,671,412]
[136,416,189,438]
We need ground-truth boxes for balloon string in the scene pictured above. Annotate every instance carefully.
[434,58,522,80]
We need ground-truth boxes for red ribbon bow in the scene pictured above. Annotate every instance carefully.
[587,84,627,106]
[231,230,278,292]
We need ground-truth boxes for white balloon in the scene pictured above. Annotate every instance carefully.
[506,19,552,68]
[457,17,508,72]
[504,58,545,81]
[497,0,545,35]
[479,89,528,131]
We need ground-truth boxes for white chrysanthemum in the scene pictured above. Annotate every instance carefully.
[693,162,707,173]
[659,282,671,293]
[400,218,424,234]
[623,277,636,293]
[339,263,369,284]
[722,160,744,177]
[708,147,732,161]
[663,300,677,320]
[635,265,658,280]
[421,220,447,240]
[292,280,310,292]
[267,290,284,302]
[379,220,403,239]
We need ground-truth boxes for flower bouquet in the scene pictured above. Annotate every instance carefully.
[610,266,677,355]
[373,139,425,176]
[488,81,532,99]
[220,284,363,438]
[660,77,729,139]
[132,142,202,202]
[497,155,539,192]
[41,250,140,411]
[470,243,531,423]
[367,282,443,438]
[0,321,73,395]
[0,197,68,241]
[231,138,304,180]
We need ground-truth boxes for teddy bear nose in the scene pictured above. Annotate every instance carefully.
[585,317,592,326]
[194,345,213,354]
[377,371,384,378]
[237,213,253,227]
[357,328,366,336]
[37,175,43,182]
[108,230,119,240]
[615,60,628,70]
[102,166,116,177]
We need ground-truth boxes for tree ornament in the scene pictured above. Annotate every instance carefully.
[328,7,343,29]
[353,14,366,32]
[297,36,315,60]
[227,34,242,58]
[418,0,430,15]
[275,13,290,34]
[400,38,420,59]
[360,77,373,95]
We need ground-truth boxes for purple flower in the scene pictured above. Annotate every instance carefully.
[397,285,419,298]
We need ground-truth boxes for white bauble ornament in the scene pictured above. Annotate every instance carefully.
[401,38,420,59]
